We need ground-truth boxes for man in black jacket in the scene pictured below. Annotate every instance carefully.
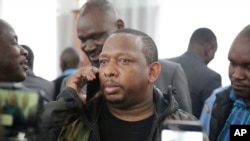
[38,28,196,141]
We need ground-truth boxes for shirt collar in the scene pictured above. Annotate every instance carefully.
[63,68,77,76]
[230,89,249,108]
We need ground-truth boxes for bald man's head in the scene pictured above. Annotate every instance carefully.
[0,19,28,82]
[76,0,124,67]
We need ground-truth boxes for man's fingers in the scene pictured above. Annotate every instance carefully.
[91,66,99,73]
[66,66,99,100]
[78,92,87,104]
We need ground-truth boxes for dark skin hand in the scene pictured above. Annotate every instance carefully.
[66,66,101,103]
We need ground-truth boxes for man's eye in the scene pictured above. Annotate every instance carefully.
[12,42,18,45]
[99,60,107,65]
[80,38,87,43]
[119,59,130,64]
[230,62,236,67]
[92,34,101,40]
[244,65,250,71]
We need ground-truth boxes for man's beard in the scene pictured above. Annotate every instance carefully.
[106,96,126,105]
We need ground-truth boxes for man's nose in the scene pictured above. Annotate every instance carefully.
[20,45,28,57]
[103,61,119,77]
[81,39,96,52]
[232,66,245,80]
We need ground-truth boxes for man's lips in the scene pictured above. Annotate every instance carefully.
[232,82,248,90]
[21,59,28,71]
[103,81,121,94]
[104,86,120,94]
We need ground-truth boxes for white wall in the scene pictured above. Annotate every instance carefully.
[1,0,250,86]
[0,0,2,17]
[157,0,250,86]
[1,0,58,81]
[0,0,79,81]
[56,0,79,76]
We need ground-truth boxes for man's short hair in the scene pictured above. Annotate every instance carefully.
[114,28,158,64]
[189,27,217,47]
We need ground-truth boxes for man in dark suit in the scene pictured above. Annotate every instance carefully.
[169,27,221,118]
[156,59,192,113]
[21,45,55,101]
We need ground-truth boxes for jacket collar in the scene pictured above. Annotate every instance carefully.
[183,51,204,64]
[83,86,179,124]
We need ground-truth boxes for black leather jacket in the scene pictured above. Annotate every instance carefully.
[38,86,196,141]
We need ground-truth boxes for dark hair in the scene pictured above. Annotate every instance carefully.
[189,27,217,48]
[60,47,81,69]
[20,45,34,68]
[114,28,158,64]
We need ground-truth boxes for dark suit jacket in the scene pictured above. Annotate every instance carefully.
[169,51,221,118]
[155,59,192,113]
[22,70,55,101]
[53,75,68,100]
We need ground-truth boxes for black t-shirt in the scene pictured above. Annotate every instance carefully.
[99,105,154,141]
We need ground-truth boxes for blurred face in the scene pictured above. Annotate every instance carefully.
[99,33,152,107]
[77,7,117,67]
[0,23,28,82]
[228,35,250,100]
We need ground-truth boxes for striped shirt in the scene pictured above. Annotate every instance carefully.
[217,90,250,141]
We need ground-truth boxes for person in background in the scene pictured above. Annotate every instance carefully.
[53,47,81,100]
[21,45,55,101]
[0,19,29,141]
[59,0,192,113]
[200,24,250,141]
[39,28,196,141]
[169,27,221,118]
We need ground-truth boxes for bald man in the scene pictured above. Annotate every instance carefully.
[0,19,28,141]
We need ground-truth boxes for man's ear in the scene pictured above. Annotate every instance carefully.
[204,46,210,58]
[204,44,216,64]
[116,19,125,29]
[148,62,161,84]
[204,44,215,56]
